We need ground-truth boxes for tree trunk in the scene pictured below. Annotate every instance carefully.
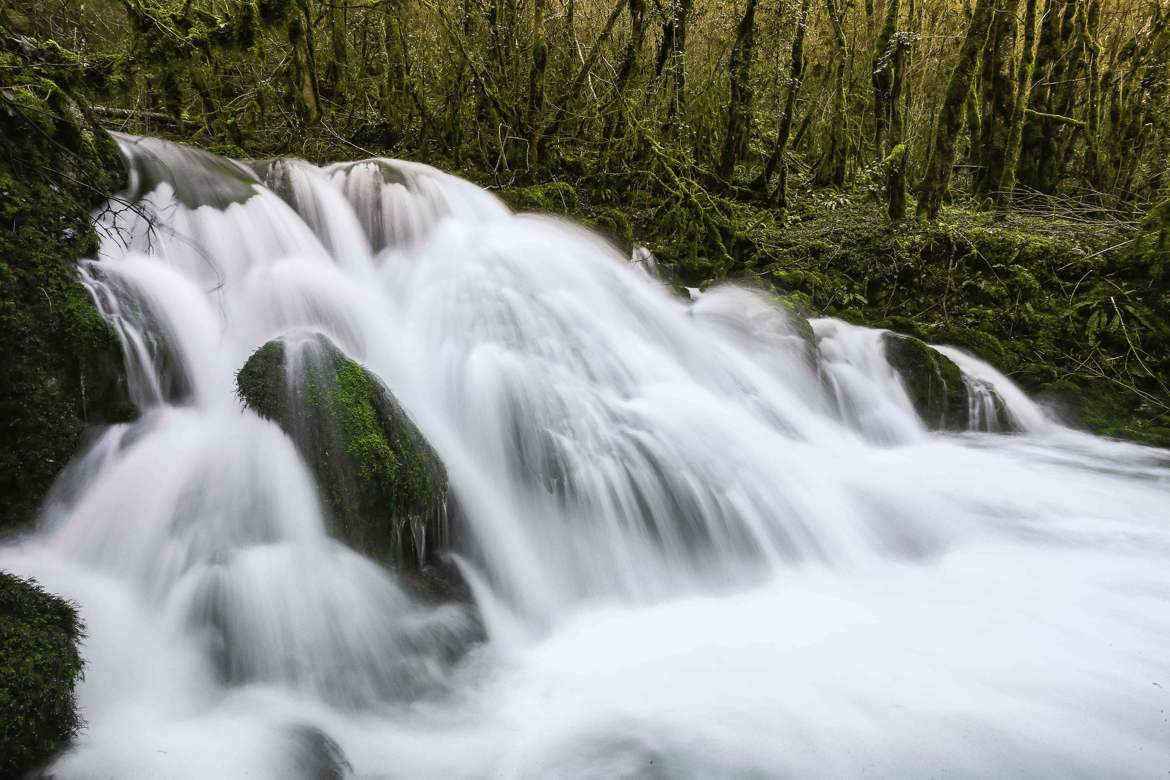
[717,0,759,181]
[661,0,694,138]
[757,0,811,207]
[916,0,997,219]
[1018,0,1079,192]
[327,0,348,99]
[973,0,1020,199]
[815,0,849,187]
[528,0,548,151]
[1079,0,1103,191]
[995,0,1039,209]
[602,0,648,148]
[872,0,899,154]
[877,0,909,219]
[288,3,320,125]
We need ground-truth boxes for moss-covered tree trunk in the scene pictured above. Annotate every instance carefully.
[996,0,1039,209]
[756,0,811,207]
[1104,17,1170,202]
[717,0,759,181]
[915,0,997,219]
[872,0,897,154]
[1018,0,1080,192]
[1079,0,1103,191]
[601,0,648,155]
[877,0,909,220]
[288,3,320,125]
[527,0,549,154]
[1046,0,1090,187]
[326,0,348,100]
[816,0,849,187]
[661,0,694,139]
[973,0,1020,199]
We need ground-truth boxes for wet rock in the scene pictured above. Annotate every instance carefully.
[236,334,449,574]
[279,725,353,780]
[774,294,819,369]
[883,333,969,430]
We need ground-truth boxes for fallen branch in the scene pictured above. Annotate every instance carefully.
[92,105,178,125]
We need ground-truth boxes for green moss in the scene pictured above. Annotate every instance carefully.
[929,327,1009,370]
[0,572,85,777]
[1040,378,1170,448]
[0,39,133,535]
[236,336,448,569]
[498,180,579,214]
[234,340,286,420]
[583,208,635,248]
[883,333,970,430]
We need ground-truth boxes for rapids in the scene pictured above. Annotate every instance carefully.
[2,135,1168,778]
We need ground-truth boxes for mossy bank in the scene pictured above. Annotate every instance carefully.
[1,35,133,535]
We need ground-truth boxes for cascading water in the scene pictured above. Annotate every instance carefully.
[2,135,1169,778]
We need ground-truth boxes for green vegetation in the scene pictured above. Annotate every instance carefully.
[0,37,133,535]
[236,336,449,570]
[0,572,85,778]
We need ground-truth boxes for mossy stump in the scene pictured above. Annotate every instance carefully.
[883,333,970,430]
[0,572,85,778]
[236,335,450,575]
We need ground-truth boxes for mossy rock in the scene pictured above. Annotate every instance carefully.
[236,335,451,575]
[0,572,85,778]
[0,37,134,535]
[498,181,578,214]
[883,333,970,430]
[927,327,1011,373]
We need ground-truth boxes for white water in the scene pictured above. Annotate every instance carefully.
[3,135,1170,778]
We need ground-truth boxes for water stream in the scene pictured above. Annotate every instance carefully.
[3,135,1169,778]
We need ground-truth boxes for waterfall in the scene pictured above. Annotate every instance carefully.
[2,135,1169,779]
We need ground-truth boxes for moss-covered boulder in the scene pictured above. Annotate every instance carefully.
[0,36,134,535]
[883,333,970,430]
[0,571,85,778]
[236,335,450,575]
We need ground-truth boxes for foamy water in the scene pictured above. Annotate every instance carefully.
[3,135,1168,778]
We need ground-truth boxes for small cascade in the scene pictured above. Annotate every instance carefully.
[324,159,509,253]
[934,344,1053,432]
[1,136,1167,778]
